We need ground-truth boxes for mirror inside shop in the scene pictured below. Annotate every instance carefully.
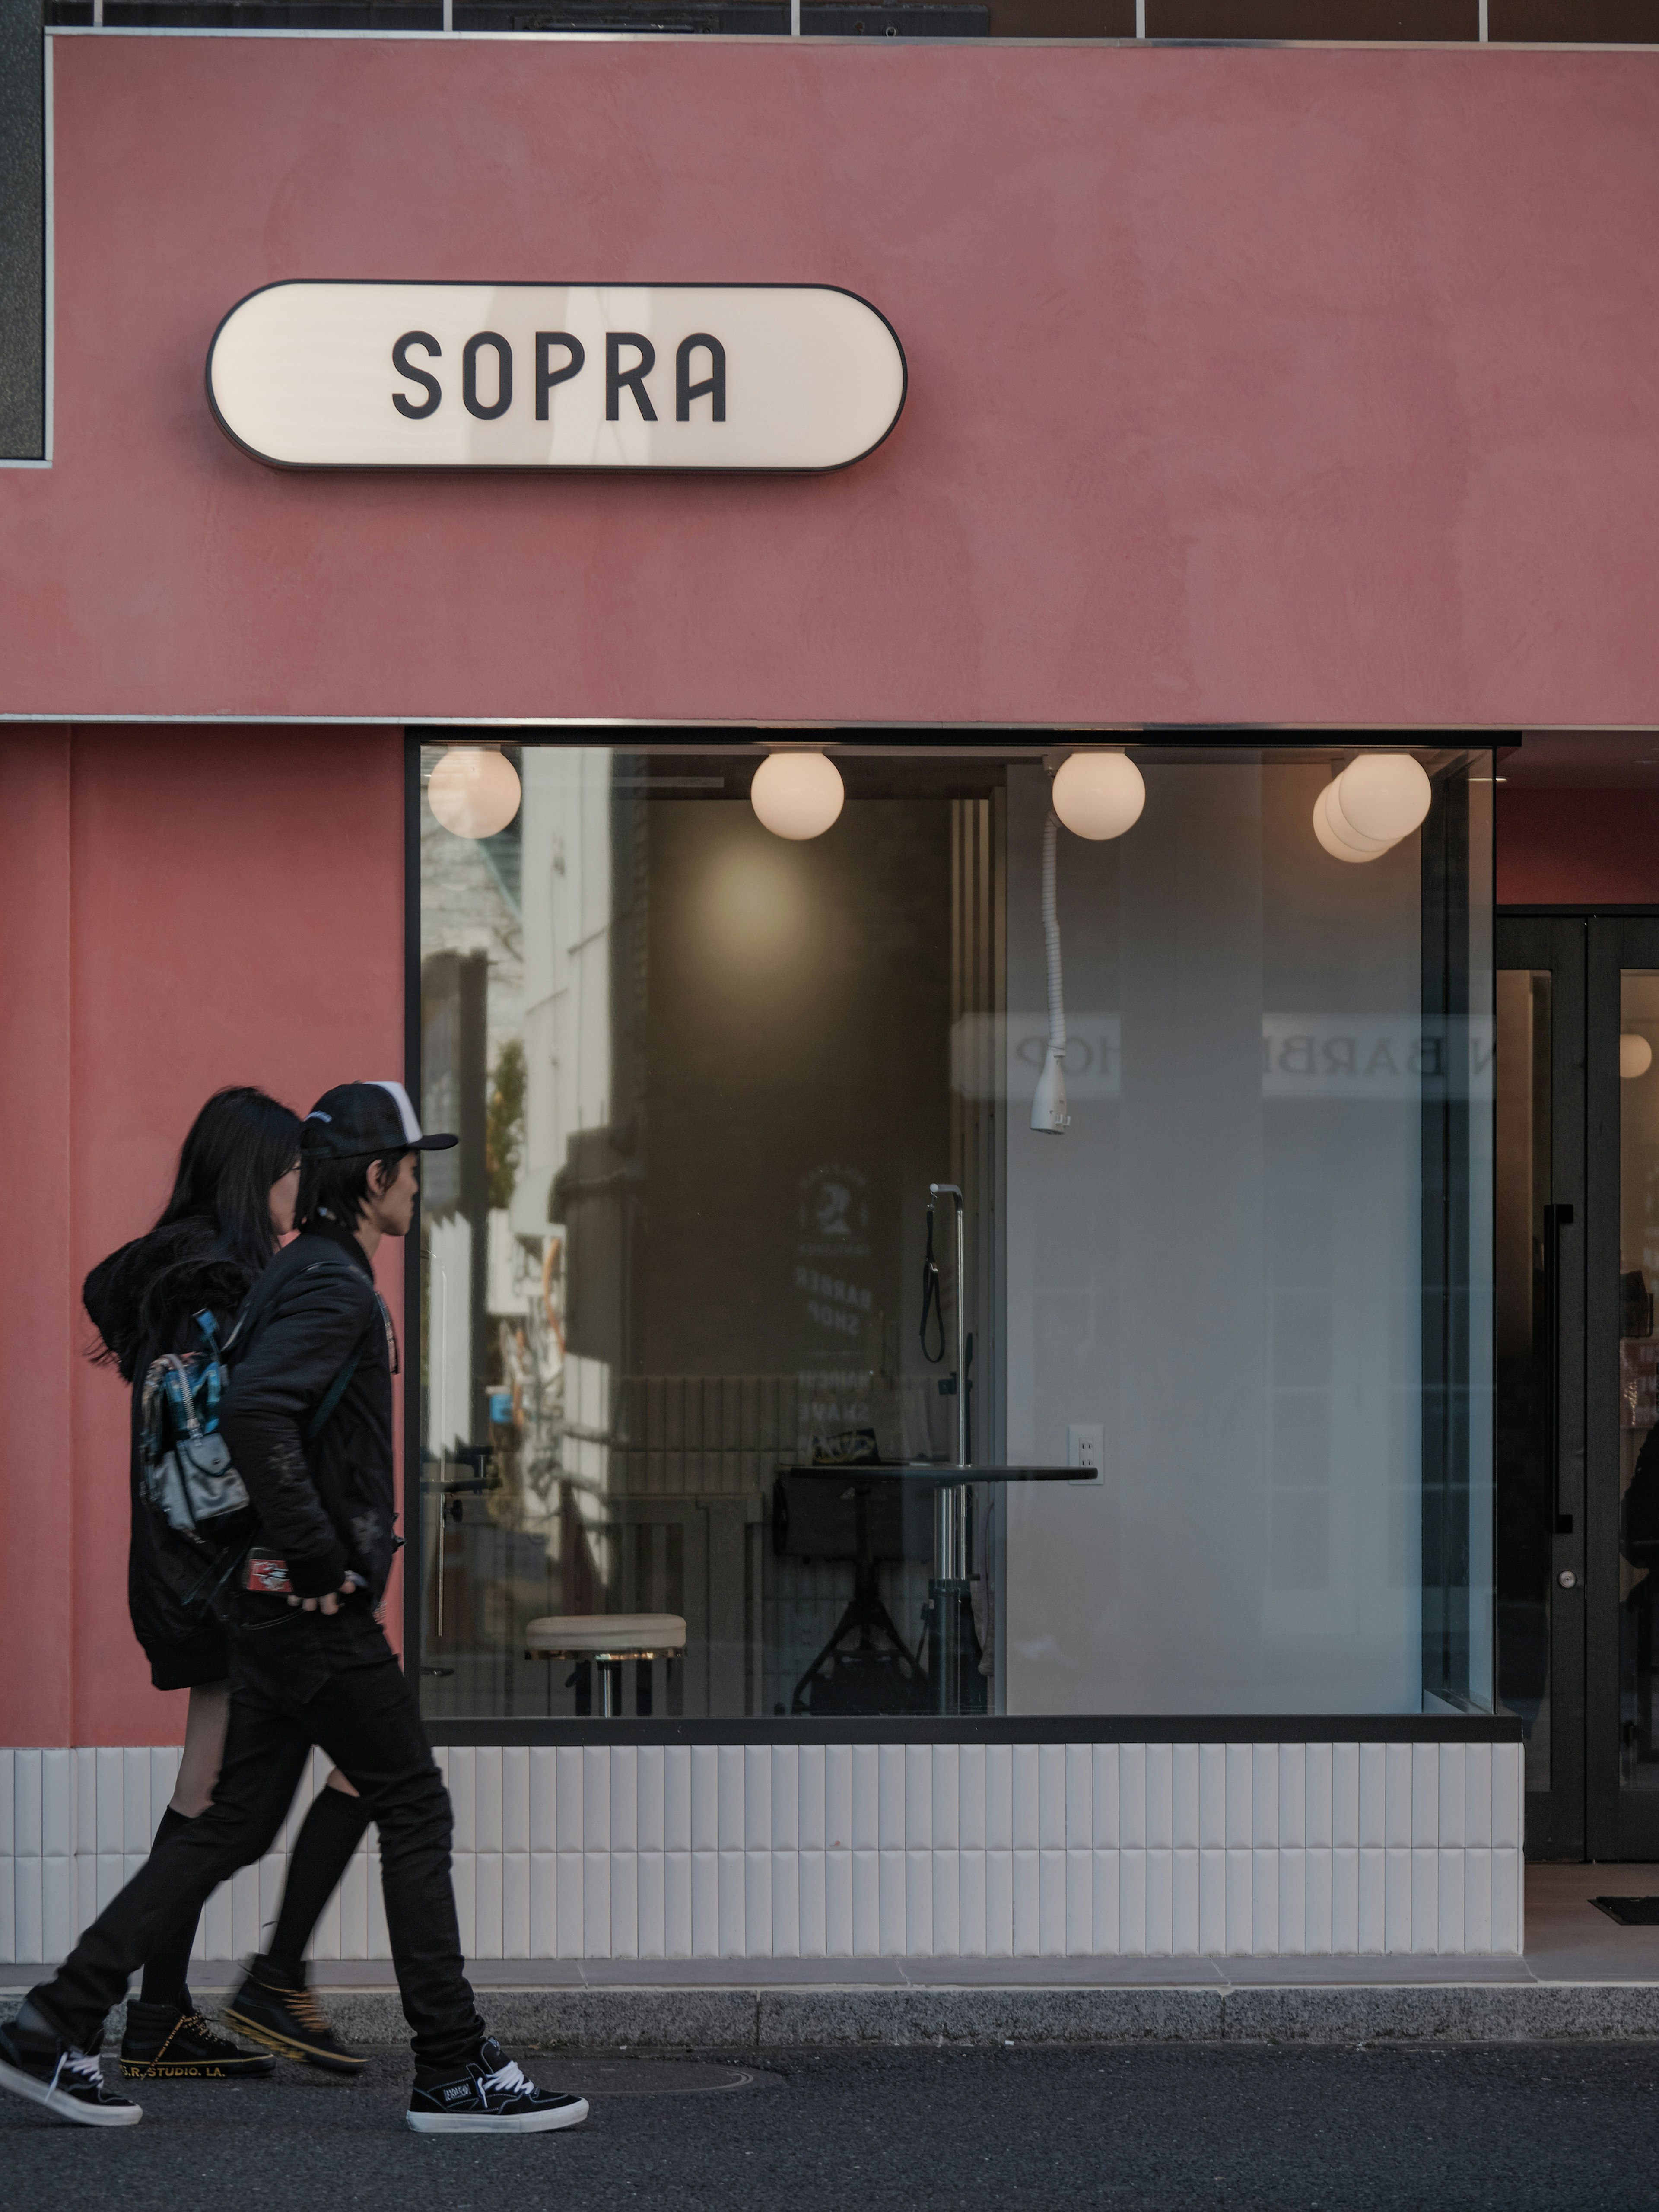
[416,740,1494,1722]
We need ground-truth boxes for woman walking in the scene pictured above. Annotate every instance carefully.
[85,1086,372,2079]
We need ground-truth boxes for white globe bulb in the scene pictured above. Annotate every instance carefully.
[1313,783,1386,864]
[1336,753,1433,843]
[1052,751,1146,841]
[1316,779,1395,860]
[428,747,521,839]
[1621,1033,1653,1080]
[750,751,845,841]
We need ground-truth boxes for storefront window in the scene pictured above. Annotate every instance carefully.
[414,739,1494,1722]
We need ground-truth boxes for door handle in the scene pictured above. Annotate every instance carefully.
[1545,1202,1575,1537]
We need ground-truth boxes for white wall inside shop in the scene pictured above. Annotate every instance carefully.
[1001,762,1426,1716]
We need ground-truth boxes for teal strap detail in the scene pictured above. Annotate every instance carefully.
[304,1344,364,1441]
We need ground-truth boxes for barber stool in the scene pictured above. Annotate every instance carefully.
[524,1613,687,1716]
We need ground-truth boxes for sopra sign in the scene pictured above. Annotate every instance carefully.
[206,281,906,473]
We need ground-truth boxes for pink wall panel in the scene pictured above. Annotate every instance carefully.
[1,37,1657,727]
[0,725,404,1747]
[1497,787,1659,908]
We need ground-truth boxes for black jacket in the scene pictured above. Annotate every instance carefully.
[221,1220,398,1604]
[84,1220,261,1682]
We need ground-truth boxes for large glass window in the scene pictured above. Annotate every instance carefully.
[415,739,1494,1722]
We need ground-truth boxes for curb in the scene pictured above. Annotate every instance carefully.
[10,1981,1659,2048]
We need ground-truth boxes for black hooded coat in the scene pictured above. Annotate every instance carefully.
[83,1220,261,1689]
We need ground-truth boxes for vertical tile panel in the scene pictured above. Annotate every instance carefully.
[1145,1745,1174,1852]
[1405,1847,1436,1953]
[503,1746,531,1855]
[1012,1745,1041,1850]
[95,1745,125,1854]
[718,1745,746,1852]
[1464,1846,1493,1952]
[1359,1745,1388,1847]
[772,1850,801,1958]
[1358,1845,1386,1953]
[743,1847,772,1958]
[610,1849,638,1959]
[959,1847,987,1956]
[798,1850,826,1958]
[531,1749,558,1859]
[1332,1845,1360,1953]
[474,1851,504,1960]
[664,1746,692,1854]
[1066,1845,1094,1955]
[1278,1744,1306,1849]
[1278,1846,1306,1956]
[1410,1745,1438,1849]
[1223,1745,1252,1849]
[742,1745,770,1852]
[13,1852,41,1968]
[583,1848,613,1956]
[555,1745,584,1855]
[41,1750,73,1858]
[1223,1847,1253,1955]
[905,1745,931,1850]
[985,1745,1013,1851]
[556,1849,584,1958]
[1383,1743,1413,1848]
[121,1746,151,1853]
[1119,1847,1147,1956]
[825,1845,854,1956]
[1145,1849,1174,1956]
[1492,1748,1523,1850]
[610,1748,639,1859]
[958,1743,987,1850]
[1118,1744,1147,1851]
[986,1848,1014,1955]
[1251,1847,1279,1955]
[1039,1745,1067,1849]
[1330,1745,1358,1848]
[1436,1844,1465,1955]
[772,1745,799,1853]
[664,1850,693,1960]
[637,1746,665,1856]
[0,1758,12,1962]
[851,1746,880,1852]
[933,1744,961,1850]
[1437,1745,1466,1847]
[689,1746,719,1854]
[1303,1847,1333,1955]
[904,1847,933,1956]
[1198,1745,1226,1850]
[1038,1847,1067,1955]
[1065,1744,1093,1849]
[1172,1745,1200,1850]
[1464,1742,1494,1848]
[1251,1746,1279,1848]
[531,1849,558,1957]
[1492,1847,1522,1954]
[800,1745,826,1855]
[1305,1743,1333,1850]
[934,1846,961,1958]
[852,1848,880,1955]
[1172,1846,1200,1955]
[1013,1846,1041,1955]
[635,1852,664,1958]
[474,1747,504,1855]
[1093,1743,1119,1852]
[448,1747,477,1855]
[690,1846,720,1957]
[1198,1847,1226,1955]
[582,1746,612,1853]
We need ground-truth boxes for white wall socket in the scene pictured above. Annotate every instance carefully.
[1067,1424,1103,1483]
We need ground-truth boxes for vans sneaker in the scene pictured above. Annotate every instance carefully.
[407,2038,589,2134]
[120,1998,276,2080]
[222,1958,365,2075]
[0,2002,143,2127]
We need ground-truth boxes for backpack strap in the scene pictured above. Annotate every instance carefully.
[304,1341,366,1442]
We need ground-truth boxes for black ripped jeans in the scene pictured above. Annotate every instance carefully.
[31,1607,484,2070]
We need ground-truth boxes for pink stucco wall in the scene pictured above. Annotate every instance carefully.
[3,34,1657,727]
[0,727,404,1749]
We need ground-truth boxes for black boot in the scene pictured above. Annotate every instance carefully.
[222,1956,365,2075]
[119,1997,276,2080]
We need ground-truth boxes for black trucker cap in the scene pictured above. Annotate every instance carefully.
[302,1080,458,1161]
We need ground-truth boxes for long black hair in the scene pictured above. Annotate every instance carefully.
[154,1085,303,1274]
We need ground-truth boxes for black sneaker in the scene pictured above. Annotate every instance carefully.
[120,1997,276,2080]
[0,2001,143,2128]
[407,2038,589,2134]
[221,1958,365,2075]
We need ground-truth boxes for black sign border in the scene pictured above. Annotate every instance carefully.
[204,278,907,475]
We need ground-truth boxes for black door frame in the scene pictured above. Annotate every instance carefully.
[1501,906,1659,1861]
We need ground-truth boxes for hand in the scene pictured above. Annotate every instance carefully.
[287,1580,356,1615]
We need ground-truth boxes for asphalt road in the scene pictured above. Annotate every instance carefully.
[1,2040,1655,2211]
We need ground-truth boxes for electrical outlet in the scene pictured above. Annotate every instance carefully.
[1067,1424,1103,1483]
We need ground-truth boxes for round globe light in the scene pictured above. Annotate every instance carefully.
[1313,782,1388,863]
[1621,1033,1653,1081]
[1335,752,1433,844]
[750,751,845,841]
[1052,751,1146,841]
[1319,779,1395,858]
[427,747,522,839]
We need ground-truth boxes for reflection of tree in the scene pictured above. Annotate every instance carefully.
[486,1038,526,1211]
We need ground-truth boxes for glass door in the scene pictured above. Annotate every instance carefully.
[1494,915,1584,1858]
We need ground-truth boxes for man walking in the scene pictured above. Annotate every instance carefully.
[0,1082,588,2136]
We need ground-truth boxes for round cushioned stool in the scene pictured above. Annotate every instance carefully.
[524,1613,688,1717]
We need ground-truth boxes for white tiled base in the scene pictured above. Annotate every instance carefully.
[0,1740,1525,1964]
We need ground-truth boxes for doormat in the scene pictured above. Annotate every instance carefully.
[1590,1896,1659,1926]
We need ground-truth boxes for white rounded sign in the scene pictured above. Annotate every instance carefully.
[206,282,907,473]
